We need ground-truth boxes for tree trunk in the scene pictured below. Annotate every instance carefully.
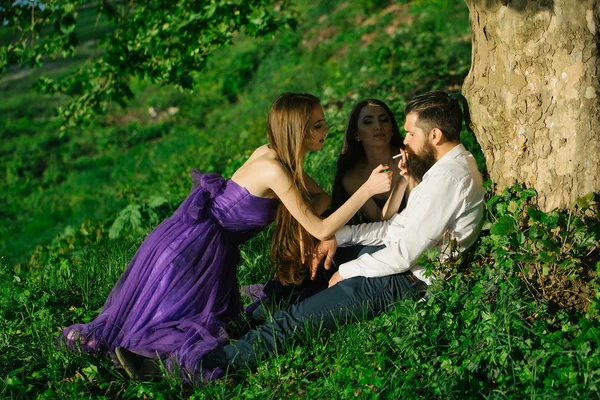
[462,0,600,211]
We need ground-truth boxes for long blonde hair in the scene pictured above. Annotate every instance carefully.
[267,93,321,285]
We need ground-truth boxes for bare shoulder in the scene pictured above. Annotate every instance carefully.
[237,144,271,168]
[251,155,287,180]
[231,149,289,197]
[237,145,276,174]
[237,150,288,182]
[249,144,271,160]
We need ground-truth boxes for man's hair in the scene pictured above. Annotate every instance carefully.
[404,90,463,142]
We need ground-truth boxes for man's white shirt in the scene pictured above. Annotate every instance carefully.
[335,143,485,284]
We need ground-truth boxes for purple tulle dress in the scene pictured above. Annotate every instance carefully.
[61,170,278,381]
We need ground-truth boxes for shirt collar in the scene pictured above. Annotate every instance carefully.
[422,143,466,180]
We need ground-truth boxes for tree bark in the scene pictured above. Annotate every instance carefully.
[462,0,600,211]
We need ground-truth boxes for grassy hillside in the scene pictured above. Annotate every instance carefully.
[1,0,599,398]
[1,0,476,268]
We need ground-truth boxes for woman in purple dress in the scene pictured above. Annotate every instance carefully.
[61,93,393,382]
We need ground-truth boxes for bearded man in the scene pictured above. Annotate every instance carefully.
[325,90,484,288]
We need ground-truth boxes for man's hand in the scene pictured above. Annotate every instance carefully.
[398,148,420,189]
[309,237,337,280]
[398,148,408,177]
[328,271,344,287]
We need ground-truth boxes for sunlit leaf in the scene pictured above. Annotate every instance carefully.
[147,196,168,208]
[490,216,516,236]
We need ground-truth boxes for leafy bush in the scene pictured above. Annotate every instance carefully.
[108,195,175,240]
[482,185,599,316]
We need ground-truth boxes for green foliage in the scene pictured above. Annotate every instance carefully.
[1,0,293,131]
[2,0,599,398]
[221,45,262,103]
[1,0,478,265]
[480,184,599,315]
[387,187,600,398]
[108,195,173,240]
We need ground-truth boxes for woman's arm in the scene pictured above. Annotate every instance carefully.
[266,160,392,240]
[303,171,331,216]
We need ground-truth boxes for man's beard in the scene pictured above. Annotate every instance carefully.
[406,142,436,182]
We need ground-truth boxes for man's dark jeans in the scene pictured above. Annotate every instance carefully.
[253,245,385,318]
[205,246,424,369]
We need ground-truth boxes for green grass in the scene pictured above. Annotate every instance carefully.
[1,0,599,398]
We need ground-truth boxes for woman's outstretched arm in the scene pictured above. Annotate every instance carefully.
[265,160,392,240]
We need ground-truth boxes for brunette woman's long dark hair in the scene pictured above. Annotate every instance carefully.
[267,93,321,285]
[331,99,404,224]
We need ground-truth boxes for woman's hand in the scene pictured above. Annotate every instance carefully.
[309,237,337,280]
[364,164,393,196]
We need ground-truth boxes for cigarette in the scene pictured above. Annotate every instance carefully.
[392,153,403,160]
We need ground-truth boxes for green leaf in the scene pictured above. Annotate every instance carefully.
[495,202,508,217]
[108,204,142,239]
[490,216,517,236]
[5,376,22,387]
[542,265,549,275]
[123,204,142,230]
[507,200,519,214]
[82,365,99,381]
[481,221,493,231]
[528,224,540,239]
[486,195,501,208]
[205,3,218,18]
[575,192,595,209]
[520,188,536,200]
[108,216,125,240]
[147,195,168,208]
[515,231,525,245]
[527,207,546,223]
[545,212,560,228]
